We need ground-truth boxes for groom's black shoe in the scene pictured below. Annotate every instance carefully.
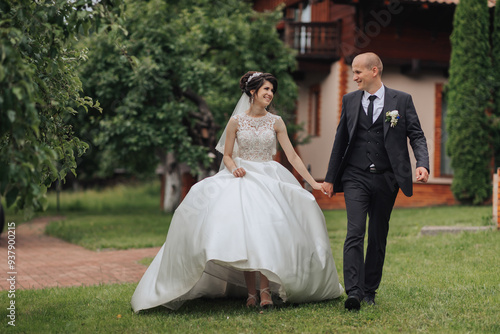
[362,295,375,306]
[345,295,361,311]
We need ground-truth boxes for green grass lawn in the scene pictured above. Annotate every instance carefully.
[42,181,172,250]
[1,182,499,333]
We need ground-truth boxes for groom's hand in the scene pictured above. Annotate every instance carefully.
[415,167,429,183]
[321,182,334,198]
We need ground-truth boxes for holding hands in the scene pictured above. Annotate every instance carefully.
[321,182,334,198]
[314,182,335,197]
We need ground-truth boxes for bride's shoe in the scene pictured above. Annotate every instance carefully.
[246,293,258,308]
[259,287,274,309]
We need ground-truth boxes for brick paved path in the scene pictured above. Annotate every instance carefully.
[0,216,161,290]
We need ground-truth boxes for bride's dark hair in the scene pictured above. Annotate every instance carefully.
[239,71,278,98]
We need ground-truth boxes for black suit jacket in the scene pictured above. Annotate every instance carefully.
[325,86,429,197]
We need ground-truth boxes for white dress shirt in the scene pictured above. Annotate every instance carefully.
[362,84,385,124]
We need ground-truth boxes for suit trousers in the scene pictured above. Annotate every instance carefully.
[341,165,399,298]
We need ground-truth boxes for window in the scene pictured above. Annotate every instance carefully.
[308,85,321,137]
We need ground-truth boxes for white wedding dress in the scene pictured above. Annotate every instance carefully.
[131,112,343,312]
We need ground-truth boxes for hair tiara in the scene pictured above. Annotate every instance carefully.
[246,72,263,87]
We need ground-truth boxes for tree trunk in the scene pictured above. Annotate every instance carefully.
[161,152,181,212]
[182,88,220,173]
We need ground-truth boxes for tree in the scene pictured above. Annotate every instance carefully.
[446,0,493,205]
[0,0,124,216]
[78,0,298,211]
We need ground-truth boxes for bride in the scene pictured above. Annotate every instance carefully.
[131,71,343,312]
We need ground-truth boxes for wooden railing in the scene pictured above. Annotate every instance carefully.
[284,21,342,60]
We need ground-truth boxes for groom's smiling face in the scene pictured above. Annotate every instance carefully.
[351,55,379,93]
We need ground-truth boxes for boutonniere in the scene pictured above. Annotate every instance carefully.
[385,110,400,127]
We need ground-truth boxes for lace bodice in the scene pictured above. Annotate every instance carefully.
[234,113,280,162]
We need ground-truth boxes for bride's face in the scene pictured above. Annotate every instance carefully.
[253,80,274,107]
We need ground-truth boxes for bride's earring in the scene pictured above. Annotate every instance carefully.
[250,95,254,104]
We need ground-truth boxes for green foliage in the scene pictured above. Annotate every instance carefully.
[492,3,500,169]
[0,0,124,215]
[77,0,298,177]
[446,0,492,204]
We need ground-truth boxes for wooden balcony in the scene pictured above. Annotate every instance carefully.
[284,21,342,61]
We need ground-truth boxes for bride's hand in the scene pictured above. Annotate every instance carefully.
[312,182,323,191]
[232,167,246,178]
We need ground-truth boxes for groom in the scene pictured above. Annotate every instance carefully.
[322,52,429,310]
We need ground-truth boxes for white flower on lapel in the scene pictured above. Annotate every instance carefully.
[385,110,400,128]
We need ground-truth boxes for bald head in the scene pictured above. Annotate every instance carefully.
[353,52,383,77]
[351,52,383,94]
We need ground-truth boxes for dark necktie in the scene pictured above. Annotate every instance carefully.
[367,95,377,123]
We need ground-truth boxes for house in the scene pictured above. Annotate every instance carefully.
[253,0,496,209]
